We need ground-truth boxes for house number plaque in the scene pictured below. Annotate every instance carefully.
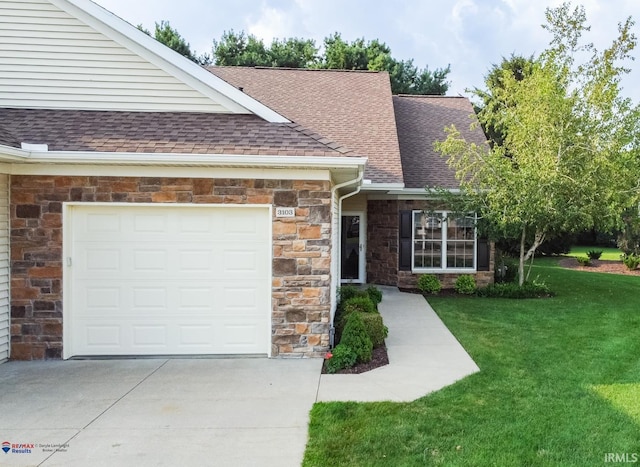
[275,207,296,218]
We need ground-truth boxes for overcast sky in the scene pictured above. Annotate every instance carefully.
[92,0,640,102]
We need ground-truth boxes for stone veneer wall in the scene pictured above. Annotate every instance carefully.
[367,198,495,289]
[397,268,494,289]
[10,176,332,360]
[366,200,399,286]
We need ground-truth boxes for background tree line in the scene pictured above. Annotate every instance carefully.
[139,22,450,95]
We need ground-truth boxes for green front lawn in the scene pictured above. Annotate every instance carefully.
[304,259,640,466]
[567,245,623,261]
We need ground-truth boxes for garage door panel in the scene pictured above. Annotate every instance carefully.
[77,245,268,279]
[84,286,121,310]
[75,207,269,240]
[74,319,265,355]
[85,325,121,347]
[132,325,167,347]
[76,281,268,313]
[67,205,270,357]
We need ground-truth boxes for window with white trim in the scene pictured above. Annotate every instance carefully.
[412,211,476,271]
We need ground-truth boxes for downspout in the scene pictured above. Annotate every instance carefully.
[329,167,364,347]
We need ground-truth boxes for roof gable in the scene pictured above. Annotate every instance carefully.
[393,95,487,189]
[0,0,286,121]
[209,67,404,185]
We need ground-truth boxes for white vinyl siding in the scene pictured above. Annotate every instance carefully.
[0,0,235,112]
[0,174,9,363]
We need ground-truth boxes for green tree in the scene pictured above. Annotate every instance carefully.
[474,54,536,147]
[153,20,195,61]
[320,33,450,95]
[213,30,318,68]
[213,30,270,66]
[269,37,318,68]
[436,3,640,285]
[138,21,211,65]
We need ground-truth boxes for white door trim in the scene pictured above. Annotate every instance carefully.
[62,202,273,359]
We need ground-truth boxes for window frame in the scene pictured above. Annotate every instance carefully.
[411,210,477,273]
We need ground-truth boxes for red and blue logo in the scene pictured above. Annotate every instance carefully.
[1,441,10,454]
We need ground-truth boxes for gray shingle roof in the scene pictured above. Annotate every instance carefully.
[393,95,488,189]
[0,108,354,157]
[209,66,404,184]
[0,122,18,148]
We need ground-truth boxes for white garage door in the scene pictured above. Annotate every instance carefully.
[65,204,271,358]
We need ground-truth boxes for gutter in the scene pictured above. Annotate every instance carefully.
[329,166,365,346]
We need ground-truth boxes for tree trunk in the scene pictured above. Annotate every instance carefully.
[518,227,546,286]
[519,227,526,286]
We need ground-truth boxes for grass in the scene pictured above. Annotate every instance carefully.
[304,258,640,466]
[567,245,623,261]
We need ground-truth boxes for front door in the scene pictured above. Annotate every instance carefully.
[341,212,365,283]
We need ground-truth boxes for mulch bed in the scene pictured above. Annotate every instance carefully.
[558,257,640,276]
[321,344,389,374]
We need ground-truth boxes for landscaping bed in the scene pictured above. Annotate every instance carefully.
[321,344,389,374]
[324,285,388,374]
[559,257,640,276]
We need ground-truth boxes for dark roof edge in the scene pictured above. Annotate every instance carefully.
[209,65,385,74]
[394,94,470,99]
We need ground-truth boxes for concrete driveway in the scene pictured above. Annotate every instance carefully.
[0,358,322,467]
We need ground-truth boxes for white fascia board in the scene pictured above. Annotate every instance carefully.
[360,182,405,192]
[0,145,30,162]
[9,164,333,180]
[385,188,462,195]
[33,152,368,169]
[1,147,367,170]
[54,0,289,123]
[364,187,462,201]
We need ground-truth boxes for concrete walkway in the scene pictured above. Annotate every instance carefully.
[0,287,478,466]
[317,286,480,402]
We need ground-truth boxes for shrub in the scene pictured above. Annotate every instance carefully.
[338,285,367,305]
[365,285,383,306]
[417,274,441,295]
[587,249,603,260]
[342,296,376,316]
[336,286,369,332]
[325,344,357,374]
[618,208,640,255]
[494,254,518,283]
[455,275,477,295]
[622,253,640,270]
[341,313,373,363]
[476,281,553,299]
[358,312,388,347]
[576,256,591,266]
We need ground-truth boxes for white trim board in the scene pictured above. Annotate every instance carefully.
[6,164,335,180]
